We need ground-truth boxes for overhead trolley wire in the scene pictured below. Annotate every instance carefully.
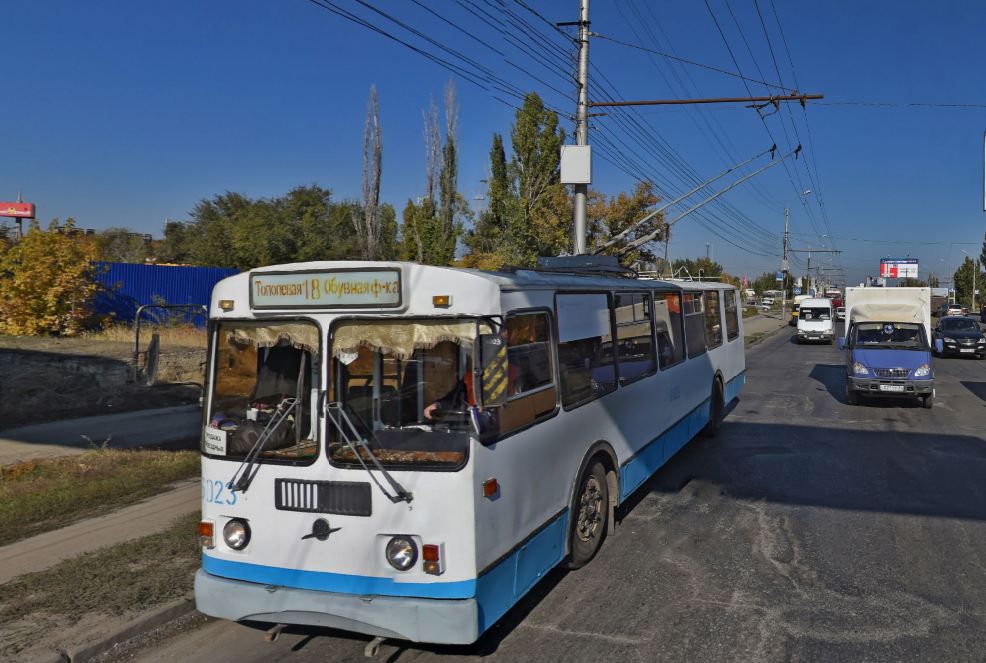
[702,0,827,249]
[616,0,784,215]
[589,34,791,93]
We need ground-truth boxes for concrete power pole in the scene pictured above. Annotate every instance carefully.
[572,0,590,255]
[781,207,789,321]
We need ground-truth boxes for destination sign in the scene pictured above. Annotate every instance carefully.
[250,269,402,309]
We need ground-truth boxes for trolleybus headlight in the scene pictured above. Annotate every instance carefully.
[223,518,251,550]
[385,536,418,571]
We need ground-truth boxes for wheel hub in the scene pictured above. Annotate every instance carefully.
[577,476,603,542]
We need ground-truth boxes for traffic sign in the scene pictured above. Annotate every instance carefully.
[775,271,784,282]
[793,287,802,295]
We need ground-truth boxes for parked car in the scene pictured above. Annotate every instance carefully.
[934,316,986,359]
[836,306,846,321]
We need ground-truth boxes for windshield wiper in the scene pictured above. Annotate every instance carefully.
[227,397,299,493]
[325,402,413,504]
[228,353,307,494]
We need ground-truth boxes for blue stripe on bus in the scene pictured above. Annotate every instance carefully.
[619,370,745,502]
[201,554,477,599]
[200,510,569,622]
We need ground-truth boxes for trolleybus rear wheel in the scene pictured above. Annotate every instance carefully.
[568,461,608,569]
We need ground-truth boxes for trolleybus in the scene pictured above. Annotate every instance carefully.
[195,260,745,648]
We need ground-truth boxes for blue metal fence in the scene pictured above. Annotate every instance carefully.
[93,262,238,326]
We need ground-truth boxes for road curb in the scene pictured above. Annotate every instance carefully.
[59,595,196,662]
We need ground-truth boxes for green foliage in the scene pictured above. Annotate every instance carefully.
[672,257,724,280]
[165,185,397,270]
[588,182,665,266]
[0,219,99,336]
[952,256,984,309]
[463,92,569,268]
[94,227,151,263]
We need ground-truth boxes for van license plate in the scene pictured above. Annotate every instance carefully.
[879,384,905,393]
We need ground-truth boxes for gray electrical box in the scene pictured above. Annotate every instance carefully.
[560,145,592,185]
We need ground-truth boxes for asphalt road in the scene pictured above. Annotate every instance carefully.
[107,322,986,662]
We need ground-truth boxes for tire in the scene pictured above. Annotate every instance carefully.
[703,379,725,437]
[921,395,933,409]
[567,461,609,569]
[846,380,858,406]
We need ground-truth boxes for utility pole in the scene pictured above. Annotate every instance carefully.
[781,207,789,321]
[572,0,590,255]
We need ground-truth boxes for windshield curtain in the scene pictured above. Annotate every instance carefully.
[852,322,927,350]
[328,319,490,471]
[206,321,320,462]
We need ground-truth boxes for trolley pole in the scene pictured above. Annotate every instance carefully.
[781,207,789,321]
[572,0,590,255]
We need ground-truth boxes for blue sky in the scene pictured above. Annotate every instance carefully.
[2,1,985,286]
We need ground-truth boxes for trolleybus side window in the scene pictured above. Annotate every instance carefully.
[724,289,740,341]
[555,293,617,409]
[614,293,656,384]
[499,311,557,434]
[207,321,319,462]
[654,291,685,368]
[704,290,723,349]
[683,292,707,358]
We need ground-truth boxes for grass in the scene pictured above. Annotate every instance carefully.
[0,512,199,658]
[81,322,207,348]
[0,448,200,546]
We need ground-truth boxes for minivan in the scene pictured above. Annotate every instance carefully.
[796,297,834,344]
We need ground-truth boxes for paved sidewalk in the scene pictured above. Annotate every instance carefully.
[0,405,201,466]
[743,311,790,343]
[0,480,199,584]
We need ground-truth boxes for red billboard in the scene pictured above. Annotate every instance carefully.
[0,202,35,219]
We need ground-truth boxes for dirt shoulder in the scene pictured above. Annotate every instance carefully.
[0,336,204,429]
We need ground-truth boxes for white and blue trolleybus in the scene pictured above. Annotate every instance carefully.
[195,259,745,648]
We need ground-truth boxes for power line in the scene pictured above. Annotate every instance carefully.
[591,32,792,92]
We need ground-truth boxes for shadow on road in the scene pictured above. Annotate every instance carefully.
[961,381,986,402]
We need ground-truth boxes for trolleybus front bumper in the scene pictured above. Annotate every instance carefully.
[195,568,480,645]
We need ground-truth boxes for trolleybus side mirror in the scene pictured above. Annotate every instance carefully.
[477,333,508,409]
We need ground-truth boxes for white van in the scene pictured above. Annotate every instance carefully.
[796,297,834,344]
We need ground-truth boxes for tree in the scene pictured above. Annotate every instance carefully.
[508,92,567,264]
[672,257,724,280]
[94,227,151,263]
[462,92,567,268]
[400,80,465,266]
[587,181,665,267]
[354,85,383,259]
[0,219,99,335]
[158,221,191,263]
[953,256,985,310]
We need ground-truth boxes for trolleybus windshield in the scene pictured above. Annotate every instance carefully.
[328,318,490,471]
[206,320,320,462]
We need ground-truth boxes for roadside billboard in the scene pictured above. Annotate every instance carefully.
[879,258,918,279]
[0,202,35,219]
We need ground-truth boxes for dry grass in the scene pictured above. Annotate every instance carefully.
[0,512,199,658]
[82,323,207,348]
[0,448,200,546]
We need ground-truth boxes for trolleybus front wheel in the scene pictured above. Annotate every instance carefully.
[567,461,609,569]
